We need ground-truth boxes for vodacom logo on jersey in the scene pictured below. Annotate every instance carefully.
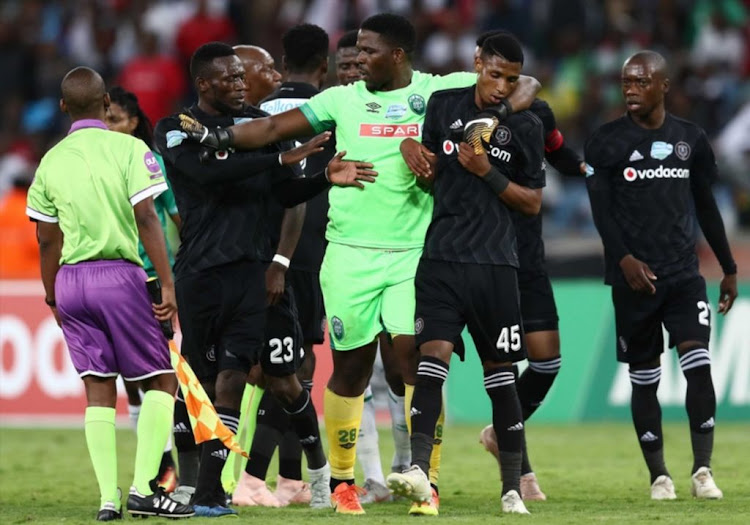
[623,165,690,182]
[359,124,421,137]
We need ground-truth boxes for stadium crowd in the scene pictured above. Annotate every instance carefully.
[1,0,749,265]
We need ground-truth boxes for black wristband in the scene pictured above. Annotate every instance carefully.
[483,166,510,194]
[722,262,737,276]
[45,297,56,307]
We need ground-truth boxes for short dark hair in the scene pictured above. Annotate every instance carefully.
[337,29,359,50]
[282,23,329,73]
[108,86,154,147]
[360,13,415,57]
[476,30,505,48]
[190,42,236,80]
[481,33,524,65]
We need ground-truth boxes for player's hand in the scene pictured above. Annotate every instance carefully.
[718,273,737,314]
[326,151,377,189]
[619,254,657,294]
[153,282,178,322]
[178,113,233,150]
[457,141,492,177]
[463,114,499,154]
[265,262,286,306]
[400,138,435,179]
[281,132,331,165]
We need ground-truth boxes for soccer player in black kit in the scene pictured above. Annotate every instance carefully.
[584,50,737,501]
[468,30,586,501]
[154,42,376,517]
[387,33,544,515]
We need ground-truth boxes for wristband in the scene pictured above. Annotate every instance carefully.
[272,254,290,269]
[483,166,510,194]
[45,297,56,307]
[278,153,284,166]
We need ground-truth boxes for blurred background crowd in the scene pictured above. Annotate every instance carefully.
[2,0,749,279]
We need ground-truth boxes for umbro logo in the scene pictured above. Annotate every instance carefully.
[507,422,524,431]
[449,119,463,130]
[211,449,229,461]
[173,422,190,433]
[629,150,644,161]
[640,431,659,442]
[366,102,381,113]
[410,407,422,417]
[700,417,715,429]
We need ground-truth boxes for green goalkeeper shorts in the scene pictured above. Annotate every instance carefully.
[320,243,420,350]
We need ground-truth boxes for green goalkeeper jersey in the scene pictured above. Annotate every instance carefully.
[300,70,475,249]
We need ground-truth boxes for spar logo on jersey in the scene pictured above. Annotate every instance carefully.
[622,165,690,182]
[359,124,421,137]
[442,140,511,162]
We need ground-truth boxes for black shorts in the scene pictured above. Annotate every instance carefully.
[262,285,305,377]
[518,270,559,333]
[176,261,265,382]
[286,268,325,344]
[415,259,526,363]
[612,274,711,364]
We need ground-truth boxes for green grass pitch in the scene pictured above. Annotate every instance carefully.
[1,422,748,524]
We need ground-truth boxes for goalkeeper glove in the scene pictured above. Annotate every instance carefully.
[462,99,513,154]
[178,113,233,150]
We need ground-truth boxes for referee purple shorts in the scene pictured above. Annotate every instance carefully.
[55,260,173,380]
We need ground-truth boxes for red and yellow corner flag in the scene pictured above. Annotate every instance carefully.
[168,341,248,458]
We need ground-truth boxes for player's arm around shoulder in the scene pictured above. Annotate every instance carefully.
[401,90,451,182]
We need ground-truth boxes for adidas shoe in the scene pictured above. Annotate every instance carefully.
[231,472,281,507]
[408,487,439,516]
[274,476,311,506]
[330,482,365,515]
[501,489,530,514]
[520,472,547,501]
[651,475,676,500]
[308,463,332,509]
[193,505,238,517]
[386,465,432,504]
[171,485,194,506]
[96,488,122,521]
[96,503,121,521]
[126,480,194,518]
[691,467,723,499]
[360,478,392,504]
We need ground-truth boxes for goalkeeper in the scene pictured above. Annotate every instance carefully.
[388,32,545,516]
[177,13,540,516]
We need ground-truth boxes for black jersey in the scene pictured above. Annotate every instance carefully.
[154,105,294,279]
[261,82,333,272]
[422,86,545,267]
[511,98,556,274]
[584,112,721,285]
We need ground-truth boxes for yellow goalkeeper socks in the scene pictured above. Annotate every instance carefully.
[324,388,363,482]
